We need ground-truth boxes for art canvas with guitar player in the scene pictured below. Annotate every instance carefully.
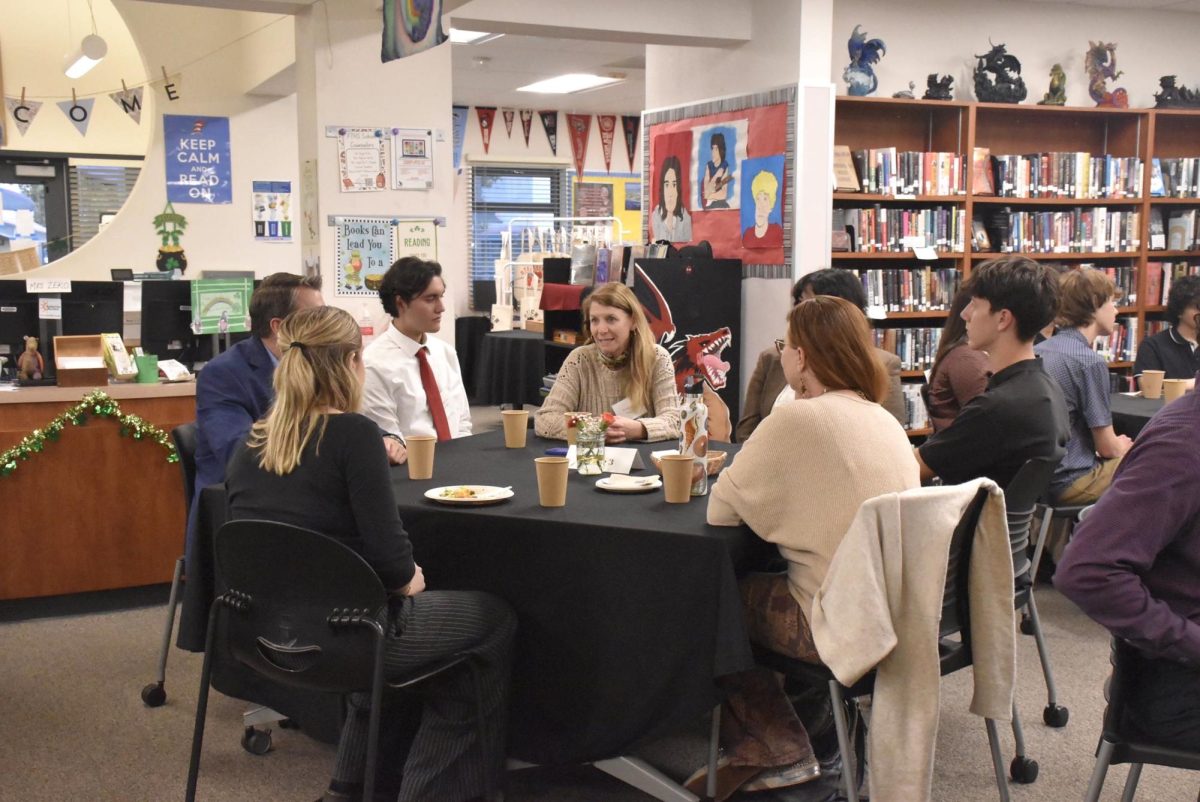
[692,121,748,212]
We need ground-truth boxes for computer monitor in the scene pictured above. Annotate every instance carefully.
[61,281,123,336]
[140,280,202,367]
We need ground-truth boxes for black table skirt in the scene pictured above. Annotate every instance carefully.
[392,430,756,765]
[472,330,546,407]
[1110,392,1165,438]
[178,429,758,766]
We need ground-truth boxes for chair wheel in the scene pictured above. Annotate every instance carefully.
[141,682,167,707]
[1019,615,1035,636]
[1010,756,1039,784]
[241,726,273,755]
[1043,704,1069,728]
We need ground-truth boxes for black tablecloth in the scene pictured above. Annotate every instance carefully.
[472,331,545,408]
[392,430,755,765]
[1110,392,1165,438]
[455,315,493,399]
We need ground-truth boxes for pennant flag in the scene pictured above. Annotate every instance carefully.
[451,105,469,171]
[4,97,42,137]
[476,106,497,154]
[502,109,515,139]
[539,110,558,155]
[57,97,95,136]
[566,113,591,177]
[597,115,617,174]
[381,0,447,62]
[621,115,641,172]
[519,110,533,146]
[109,86,145,124]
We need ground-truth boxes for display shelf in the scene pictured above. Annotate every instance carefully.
[970,251,1141,261]
[971,197,1144,206]
[906,427,933,439]
[1106,361,1133,369]
[1147,197,1200,205]
[832,252,965,260]
[831,192,965,203]
[900,369,928,379]
[1148,250,1200,258]
[886,310,950,319]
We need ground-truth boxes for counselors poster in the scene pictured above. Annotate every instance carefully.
[164,115,232,204]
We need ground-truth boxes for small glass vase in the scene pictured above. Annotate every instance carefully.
[575,429,606,475]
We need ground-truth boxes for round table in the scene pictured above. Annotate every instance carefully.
[1109,392,1164,438]
[472,330,546,409]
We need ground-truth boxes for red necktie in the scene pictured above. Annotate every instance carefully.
[416,346,452,441]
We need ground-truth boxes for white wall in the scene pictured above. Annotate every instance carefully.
[832,0,1200,107]
[13,1,302,279]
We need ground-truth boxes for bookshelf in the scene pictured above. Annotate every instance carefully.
[832,97,1200,436]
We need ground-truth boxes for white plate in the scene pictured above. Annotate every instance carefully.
[595,476,662,494]
[424,485,515,506]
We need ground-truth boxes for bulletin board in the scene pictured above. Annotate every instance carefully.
[643,86,796,279]
[571,172,641,241]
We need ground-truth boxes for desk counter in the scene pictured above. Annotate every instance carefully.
[0,381,195,599]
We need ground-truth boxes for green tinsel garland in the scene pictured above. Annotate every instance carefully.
[0,390,178,478]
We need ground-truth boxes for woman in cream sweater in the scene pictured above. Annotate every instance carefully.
[693,295,920,800]
[534,282,680,443]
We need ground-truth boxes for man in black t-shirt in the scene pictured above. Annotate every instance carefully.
[1134,275,1200,385]
[917,256,1070,489]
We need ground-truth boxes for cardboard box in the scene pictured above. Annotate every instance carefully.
[53,335,110,387]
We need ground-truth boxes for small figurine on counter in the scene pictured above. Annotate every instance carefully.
[923,73,954,101]
[974,41,1028,103]
[17,336,44,381]
[844,25,887,97]
[1086,41,1128,108]
[1038,63,1067,106]
[892,81,916,99]
[1154,75,1200,108]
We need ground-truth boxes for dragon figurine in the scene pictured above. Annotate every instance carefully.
[844,25,886,97]
[1154,75,1200,109]
[973,41,1027,104]
[1086,41,1127,108]
[923,74,954,101]
[1038,63,1067,106]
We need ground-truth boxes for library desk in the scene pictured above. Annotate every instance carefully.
[1110,392,1164,438]
[0,381,195,600]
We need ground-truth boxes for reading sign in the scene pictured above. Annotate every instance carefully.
[164,114,232,204]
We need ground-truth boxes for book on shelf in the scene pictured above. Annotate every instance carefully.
[988,152,1142,199]
[1095,316,1137,363]
[987,206,1140,253]
[833,145,861,192]
[1150,158,1166,197]
[1146,261,1164,306]
[1167,210,1197,251]
[972,147,995,196]
[1158,157,1200,198]
[1161,260,1200,303]
[847,147,965,196]
[843,266,960,312]
[1148,208,1167,250]
[901,384,930,432]
[839,205,965,253]
[874,326,944,370]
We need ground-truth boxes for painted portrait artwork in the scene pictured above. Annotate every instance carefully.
[691,120,748,212]
[740,154,786,250]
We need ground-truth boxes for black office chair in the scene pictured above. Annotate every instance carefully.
[1005,457,1071,731]
[752,488,1022,802]
[141,422,196,708]
[1083,638,1200,801]
[186,520,495,802]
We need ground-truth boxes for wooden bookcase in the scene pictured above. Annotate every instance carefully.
[832,97,1200,436]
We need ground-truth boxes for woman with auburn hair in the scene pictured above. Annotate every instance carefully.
[924,285,990,432]
[691,296,919,800]
[225,306,515,802]
[534,281,680,443]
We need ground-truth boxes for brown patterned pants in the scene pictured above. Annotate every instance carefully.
[720,572,821,768]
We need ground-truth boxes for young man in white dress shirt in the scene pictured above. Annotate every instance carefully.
[362,257,473,444]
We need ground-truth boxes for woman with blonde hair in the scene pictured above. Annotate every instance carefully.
[690,296,919,800]
[225,305,515,802]
[534,281,680,443]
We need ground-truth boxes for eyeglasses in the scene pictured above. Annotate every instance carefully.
[774,338,786,353]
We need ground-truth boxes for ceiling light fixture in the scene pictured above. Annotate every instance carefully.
[65,33,108,78]
[517,73,624,94]
[448,28,504,45]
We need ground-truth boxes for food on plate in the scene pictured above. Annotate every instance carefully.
[439,486,480,499]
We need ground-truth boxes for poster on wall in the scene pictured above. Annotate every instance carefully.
[336,217,395,297]
[301,159,320,276]
[189,278,252,334]
[380,0,446,62]
[452,105,469,170]
[393,220,438,262]
[624,182,641,211]
[164,114,232,204]
[252,181,292,241]
[336,127,390,192]
[740,155,786,249]
[391,127,434,189]
[692,119,748,211]
[643,87,796,275]
[648,131,693,243]
[574,182,614,218]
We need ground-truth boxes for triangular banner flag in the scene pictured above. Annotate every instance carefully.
[476,106,496,154]
[621,115,641,172]
[451,105,469,171]
[4,97,42,136]
[597,115,616,174]
[108,86,145,124]
[566,113,591,178]
[502,109,515,139]
[519,109,533,147]
[57,97,95,136]
[539,110,558,155]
